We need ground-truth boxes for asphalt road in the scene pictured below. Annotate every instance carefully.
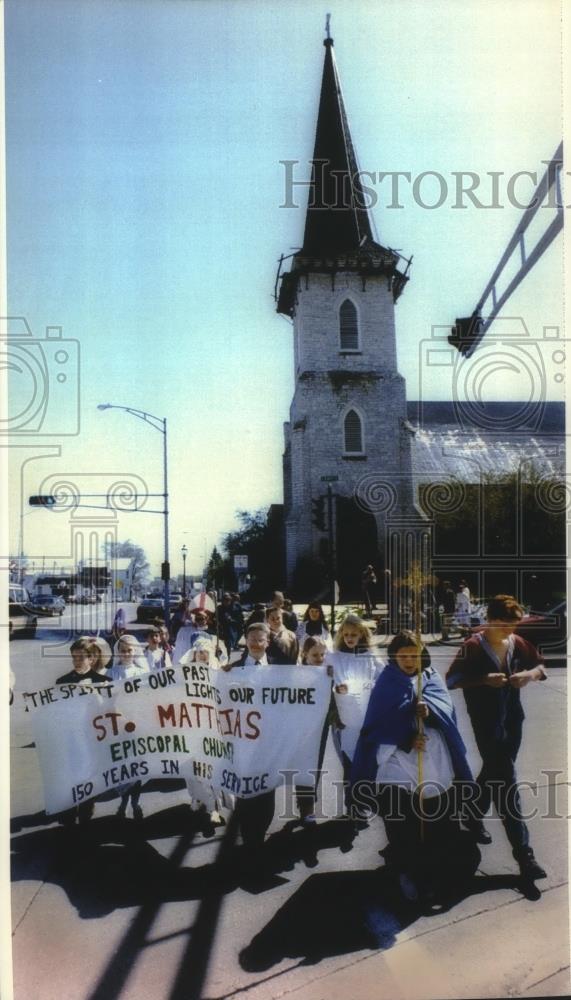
[8,607,570,1000]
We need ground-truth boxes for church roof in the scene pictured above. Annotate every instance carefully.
[302,36,377,255]
[407,401,564,482]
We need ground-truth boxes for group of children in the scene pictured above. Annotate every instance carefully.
[54,592,548,901]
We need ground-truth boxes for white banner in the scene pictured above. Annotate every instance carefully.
[22,664,331,814]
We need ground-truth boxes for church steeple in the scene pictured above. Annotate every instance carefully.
[276,26,410,318]
[302,29,375,255]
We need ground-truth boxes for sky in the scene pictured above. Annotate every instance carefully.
[4,0,567,579]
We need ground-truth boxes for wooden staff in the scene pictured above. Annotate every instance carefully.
[396,560,430,840]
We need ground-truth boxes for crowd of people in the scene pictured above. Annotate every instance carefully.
[50,588,548,903]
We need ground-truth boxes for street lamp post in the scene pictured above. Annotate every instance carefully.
[181,544,188,597]
[97,404,170,625]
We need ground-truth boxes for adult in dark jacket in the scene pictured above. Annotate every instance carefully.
[266,607,299,664]
[446,594,547,881]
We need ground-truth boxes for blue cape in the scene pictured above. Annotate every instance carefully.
[351,661,473,786]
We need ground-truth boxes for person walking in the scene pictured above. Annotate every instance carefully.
[438,579,456,641]
[352,631,480,902]
[446,594,548,882]
[361,564,377,618]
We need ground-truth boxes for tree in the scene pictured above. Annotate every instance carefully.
[205,546,225,590]
[221,509,281,599]
[103,539,151,594]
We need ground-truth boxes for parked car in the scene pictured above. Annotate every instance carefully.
[78,594,97,604]
[30,594,65,617]
[136,598,164,623]
[9,584,38,639]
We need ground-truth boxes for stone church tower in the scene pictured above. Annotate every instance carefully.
[276,30,419,598]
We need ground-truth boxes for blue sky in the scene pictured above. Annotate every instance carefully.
[5,0,565,577]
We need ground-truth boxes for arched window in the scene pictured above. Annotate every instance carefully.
[344,409,364,453]
[339,299,359,351]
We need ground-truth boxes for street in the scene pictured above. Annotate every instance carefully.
[9,606,569,1000]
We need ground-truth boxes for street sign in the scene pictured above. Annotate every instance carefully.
[28,495,57,507]
[234,555,248,569]
[320,475,339,483]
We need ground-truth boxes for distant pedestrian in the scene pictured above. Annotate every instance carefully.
[438,580,456,641]
[111,606,126,644]
[361,565,377,618]
[455,583,471,634]
[244,603,267,631]
[270,591,298,632]
[219,592,244,657]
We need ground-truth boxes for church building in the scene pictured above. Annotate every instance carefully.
[276,28,421,598]
[274,29,564,611]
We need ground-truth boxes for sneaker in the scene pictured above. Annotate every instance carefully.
[517,849,547,881]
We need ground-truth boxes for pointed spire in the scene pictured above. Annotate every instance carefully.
[301,28,375,255]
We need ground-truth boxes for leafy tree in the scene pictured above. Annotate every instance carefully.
[205,546,225,590]
[103,539,151,594]
[221,509,282,599]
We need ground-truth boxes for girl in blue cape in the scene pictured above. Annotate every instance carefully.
[351,631,480,902]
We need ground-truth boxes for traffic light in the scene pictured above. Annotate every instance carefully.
[448,312,484,356]
[311,495,327,531]
[28,495,57,507]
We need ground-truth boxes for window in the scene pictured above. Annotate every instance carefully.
[339,299,359,351]
[344,409,363,453]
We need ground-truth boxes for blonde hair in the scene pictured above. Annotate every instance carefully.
[334,613,372,651]
[115,634,141,655]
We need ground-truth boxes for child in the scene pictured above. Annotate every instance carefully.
[352,631,479,902]
[179,635,218,669]
[144,627,172,670]
[180,636,228,829]
[55,639,106,826]
[109,634,150,682]
[295,637,331,826]
[329,615,384,800]
[109,635,149,820]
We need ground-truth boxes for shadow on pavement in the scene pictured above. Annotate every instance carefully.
[239,868,535,971]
